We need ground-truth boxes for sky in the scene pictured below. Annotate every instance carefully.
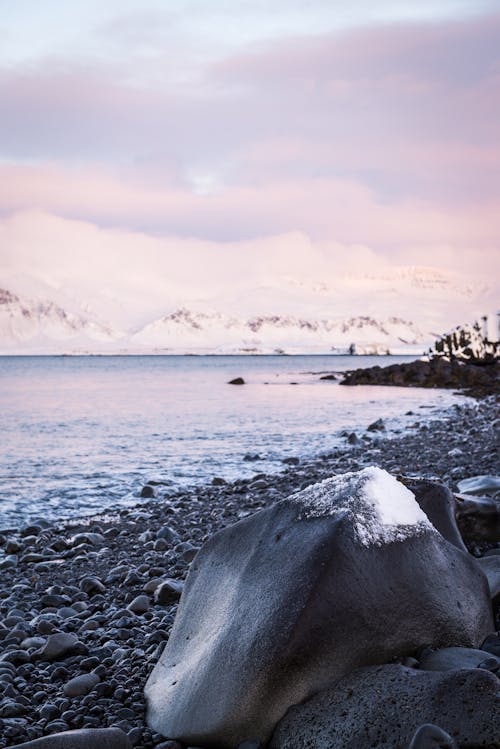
[0,0,499,328]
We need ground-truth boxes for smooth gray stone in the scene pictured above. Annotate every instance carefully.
[403,479,467,551]
[12,727,132,748]
[127,594,150,614]
[145,471,493,749]
[270,665,499,749]
[457,475,500,496]
[419,646,500,672]
[34,633,80,661]
[64,672,100,697]
[476,555,500,605]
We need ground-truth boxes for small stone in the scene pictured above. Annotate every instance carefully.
[228,377,245,385]
[141,485,157,498]
[63,672,100,697]
[34,633,82,661]
[127,595,150,614]
[367,418,385,432]
[157,525,180,543]
[154,579,184,605]
[80,577,106,595]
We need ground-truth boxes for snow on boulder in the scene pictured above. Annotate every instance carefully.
[145,469,493,749]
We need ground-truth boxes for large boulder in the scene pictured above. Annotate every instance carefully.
[145,468,493,749]
[270,664,500,749]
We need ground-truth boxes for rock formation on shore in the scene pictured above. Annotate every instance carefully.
[145,468,495,748]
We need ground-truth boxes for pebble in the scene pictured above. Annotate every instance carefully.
[34,633,82,661]
[63,672,100,697]
[0,398,497,749]
[154,579,184,605]
[127,595,150,614]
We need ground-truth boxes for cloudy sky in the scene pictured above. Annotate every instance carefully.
[0,1,499,326]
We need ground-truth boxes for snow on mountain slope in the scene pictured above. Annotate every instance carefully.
[0,288,122,353]
[0,257,494,355]
[130,309,426,354]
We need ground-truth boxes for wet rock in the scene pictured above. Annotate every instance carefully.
[145,469,493,748]
[34,633,83,661]
[476,555,500,605]
[11,727,132,748]
[455,494,500,542]
[228,377,245,385]
[127,595,150,614]
[457,475,500,496]
[154,579,184,605]
[270,665,500,749]
[367,418,385,432]
[70,532,105,547]
[79,577,106,595]
[282,457,299,466]
[0,554,18,569]
[481,633,500,657]
[402,479,467,551]
[156,526,180,544]
[64,672,100,697]
[419,646,500,672]
[319,374,336,380]
[141,485,157,499]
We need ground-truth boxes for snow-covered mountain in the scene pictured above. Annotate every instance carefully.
[131,309,425,354]
[0,286,429,354]
[0,254,496,355]
[0,288,122,354]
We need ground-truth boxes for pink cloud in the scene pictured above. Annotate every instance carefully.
[0,163,498,253]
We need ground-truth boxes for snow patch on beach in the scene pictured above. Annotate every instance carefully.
[293,467,434,546]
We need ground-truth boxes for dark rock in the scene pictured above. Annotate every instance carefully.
[347,432,360,445]
[156,526,180,543]
[141,485,157,499]
[476,555,500,606]
[79,577,106,595]
[419,646,500,672]
[64,672,100,697]
[340,358,499,397]
[402,479,467,551]
[127,595,150,614]
[282,457,299,466]
[319,374,336,380]
[481,633,500,657]
[228,377,245,385]
[409,724,457,748]
[145,468,493,748]
[11,727,132,748]
[154,579,184,605]
[454,494,500,543]
[70,532,105,547]
[367,418,385,432]
[34,633,82,661]
[270,665,499,749]
[457,475,500,496]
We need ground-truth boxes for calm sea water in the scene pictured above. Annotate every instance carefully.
[0,355,464,528]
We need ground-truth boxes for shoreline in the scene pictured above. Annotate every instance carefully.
[0,395,498,747]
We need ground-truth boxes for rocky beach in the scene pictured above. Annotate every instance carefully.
[0,389,499,748]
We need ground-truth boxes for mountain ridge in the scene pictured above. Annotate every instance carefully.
[0,287,430,355]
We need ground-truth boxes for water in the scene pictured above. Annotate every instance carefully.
[0,355,464,528]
